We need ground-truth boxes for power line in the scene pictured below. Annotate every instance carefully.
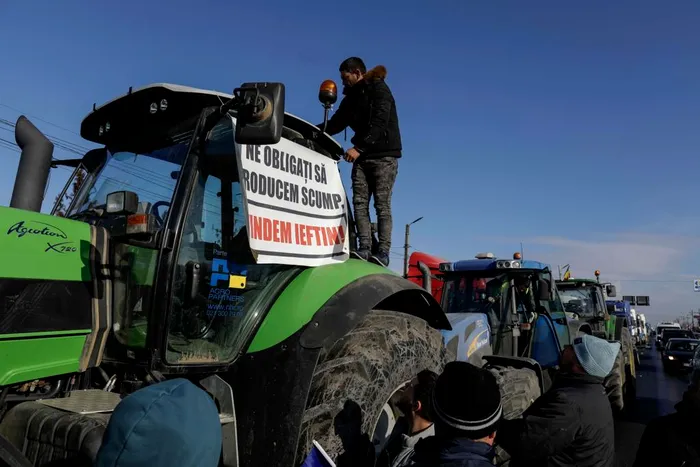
[0,103,80,136]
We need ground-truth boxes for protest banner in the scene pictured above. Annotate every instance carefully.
[232,116,350,266]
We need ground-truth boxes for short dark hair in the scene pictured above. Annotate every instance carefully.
[339,57,366,74]
[411,369,438,422]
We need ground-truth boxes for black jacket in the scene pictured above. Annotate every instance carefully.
[318,65,402,158]
[399,435,496,467]
[633,389,700,467]
[496,373,615,467]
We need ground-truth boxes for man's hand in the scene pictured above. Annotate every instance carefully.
[344,147,361,163]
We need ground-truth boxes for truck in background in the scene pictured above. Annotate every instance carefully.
[637,313,649,347]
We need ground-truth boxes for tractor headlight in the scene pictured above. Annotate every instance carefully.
[496,260,521,269]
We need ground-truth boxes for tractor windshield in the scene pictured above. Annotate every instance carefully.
[442,271,537,333]
[558,286,598,318]
[73,146,185,218]
[68,115,198,221]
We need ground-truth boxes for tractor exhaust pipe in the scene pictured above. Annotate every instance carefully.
[417,261,432,293]
[10,116,54,212]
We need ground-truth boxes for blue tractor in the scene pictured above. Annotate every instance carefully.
[437,252,592,420]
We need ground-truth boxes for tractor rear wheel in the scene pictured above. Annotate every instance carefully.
[604,343,625,413]
[621,328,637,409]
[297,310,448,464]
[488,366,541,466]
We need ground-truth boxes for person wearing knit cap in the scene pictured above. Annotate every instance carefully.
[497,334,618,467]
[395,361,502,467]
[94,378,222,467]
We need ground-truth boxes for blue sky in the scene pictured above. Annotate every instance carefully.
[1,0,699,322]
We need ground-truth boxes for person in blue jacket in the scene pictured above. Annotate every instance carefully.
[94,378,222,467]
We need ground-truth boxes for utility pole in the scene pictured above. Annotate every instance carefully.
[403,216,424,278]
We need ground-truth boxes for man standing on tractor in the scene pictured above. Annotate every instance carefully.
[496,334,618,467]
[318,56,402,267]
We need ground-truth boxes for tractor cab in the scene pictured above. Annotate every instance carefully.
[1,83,350,384]
[52,84,349,370]
[438,252,571,373]
[556,274,616,339]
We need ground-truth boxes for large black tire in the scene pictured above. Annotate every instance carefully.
[488,366,541,466]
[0,433,32,467]
[488,366,541,420]
[297,310,448,464]
[604,344,625,413]
[620,328,632,368]
[620,328,637,408]
[624,364,638,409]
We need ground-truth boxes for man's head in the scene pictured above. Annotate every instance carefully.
[514,275,529,293]
[95,379,222,467]
[431,361,502,445]
[399,370,438,428]
[339,57,366,88]
[561,334,621,378]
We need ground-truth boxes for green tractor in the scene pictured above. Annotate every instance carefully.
[556,271,636,413]
[0,83,452,466]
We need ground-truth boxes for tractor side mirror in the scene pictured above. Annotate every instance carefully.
[606,284,617,297]
[234,82,285,145]
[537,279,551,301]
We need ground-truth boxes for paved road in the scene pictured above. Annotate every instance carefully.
[614,345,691,466]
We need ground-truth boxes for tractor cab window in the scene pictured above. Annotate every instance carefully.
[558,286,605,320]
[442,273,511,342]
[69,116,198,223]
[166,117,297,365]
[80,117,199,350]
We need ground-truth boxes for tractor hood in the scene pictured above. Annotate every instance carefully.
[0,207,111,385]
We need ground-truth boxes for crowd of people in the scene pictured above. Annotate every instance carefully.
[87,332,700,467]
[376,334,619,467]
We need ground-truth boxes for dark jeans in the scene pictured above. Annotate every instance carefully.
[351,157,398,254]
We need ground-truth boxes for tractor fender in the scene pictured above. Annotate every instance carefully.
[246,259,451,354]
[299,273,451,351]
[482,355,546,395]
[567,319,593,338]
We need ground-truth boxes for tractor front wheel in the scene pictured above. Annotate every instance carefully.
[296,310,448,464]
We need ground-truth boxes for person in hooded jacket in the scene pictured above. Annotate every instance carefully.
[317,56,402,268]
[633,379,700,467]
[395,361,503,467]
[94,378,222,467]
[496,334,618,467]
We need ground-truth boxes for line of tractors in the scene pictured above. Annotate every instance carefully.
[0,80,643,467]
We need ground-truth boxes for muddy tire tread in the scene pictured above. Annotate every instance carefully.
[604,344,625,412]
[297,310,448,463]
[487,366,541,466]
